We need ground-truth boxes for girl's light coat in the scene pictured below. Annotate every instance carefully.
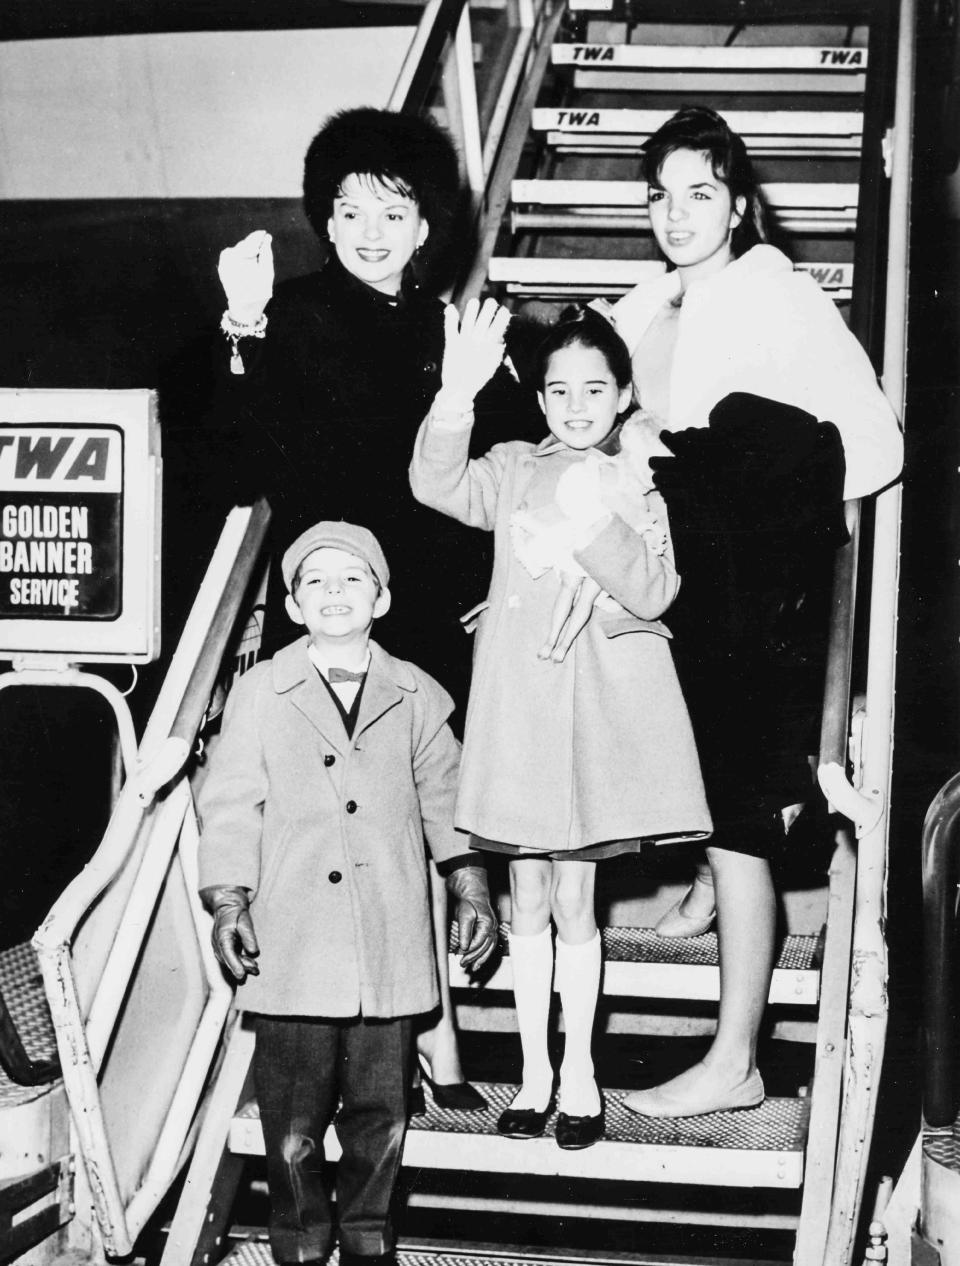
[610,245,903,500]
[410,425,712,853]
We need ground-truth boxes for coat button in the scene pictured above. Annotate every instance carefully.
[324,754,335,767]
[346,800,358,814]
[328,871,342,884]
[423,360,437,374]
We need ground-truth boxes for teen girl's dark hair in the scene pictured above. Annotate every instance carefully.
[534,306,633,393]
[302,107,461,269]
[641,106,771,257]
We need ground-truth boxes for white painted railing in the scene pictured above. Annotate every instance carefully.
[33,500,270,1256]
[821,0,914,1256]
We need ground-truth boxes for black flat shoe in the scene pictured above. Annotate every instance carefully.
[417,1056,488,1111]
[425,1077,488,1111]
[339,1252,396,1266]
[408,1085,427,1117]
[555,1103,605,1150]
[496,1102,554,1139]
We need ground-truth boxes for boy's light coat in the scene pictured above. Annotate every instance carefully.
[198,636,465,1018]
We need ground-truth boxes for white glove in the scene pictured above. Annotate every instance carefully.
[218,230,274,325]
[437,297,511,411]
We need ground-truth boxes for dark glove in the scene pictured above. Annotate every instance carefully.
[445,866,498,970]
[200,885,260,981]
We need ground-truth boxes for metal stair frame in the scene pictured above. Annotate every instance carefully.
[31,501,271,1258]
[153,0,910,1258]
[462,0,908,1256]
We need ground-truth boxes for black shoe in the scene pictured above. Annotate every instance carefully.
[409,1084,427,1117]
[339,1251,396,1266]
[496,1100,554,1139]
[424,1076,488,1112]
[417,1056,488,1111]
[555,1101,605,1150]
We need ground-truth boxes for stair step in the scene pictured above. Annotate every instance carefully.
[223,1241,790,1266]
[532,108,862,156]
[555,42,867,94]
[510,179,857,235]
[552,42,868,73]
[923,1107,960,1178]
[513,179,858,212]
[490,257,665,293]
[449,927,820,1005]
[229,1082,809,1188]
[488,257,853,301]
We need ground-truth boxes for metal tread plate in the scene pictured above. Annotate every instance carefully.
[924,1113,960,1175]
[224,1243,775,1266]
[0,940,59,1107]
[230,1082,809,1188]
[448,925,821,1005]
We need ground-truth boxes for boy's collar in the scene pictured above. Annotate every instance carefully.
[272,636,419,695]
[307,642,371,678]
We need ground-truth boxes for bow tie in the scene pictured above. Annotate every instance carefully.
[327,666,366,684]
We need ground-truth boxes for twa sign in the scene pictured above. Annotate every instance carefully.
[0,390,161,663]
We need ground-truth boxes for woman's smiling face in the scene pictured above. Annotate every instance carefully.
[327,172,428,295]
[647,148,745,289]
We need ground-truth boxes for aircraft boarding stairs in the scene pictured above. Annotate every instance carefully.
[164,3,906,1265]
[476,0,886,311]
[0,0,908,1264]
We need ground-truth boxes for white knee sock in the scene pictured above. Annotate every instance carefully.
[508,925,555,1110]
[556,932,602,1117]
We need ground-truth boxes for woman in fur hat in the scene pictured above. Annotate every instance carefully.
[213,107,537,1114]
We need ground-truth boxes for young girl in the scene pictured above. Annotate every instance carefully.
[410,301,711,1148]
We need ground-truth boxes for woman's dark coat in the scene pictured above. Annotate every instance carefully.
[649,392,849,850]
[207,256,541,711]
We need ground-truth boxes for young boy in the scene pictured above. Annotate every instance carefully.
[198,521,497,1266]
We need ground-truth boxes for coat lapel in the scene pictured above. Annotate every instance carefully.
[272,637,347,754]
[354,641,417,738]
[512,437,560,507]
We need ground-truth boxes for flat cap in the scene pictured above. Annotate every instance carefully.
[282,521,390,592]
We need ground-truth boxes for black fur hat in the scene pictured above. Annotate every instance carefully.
[303,107,462,265]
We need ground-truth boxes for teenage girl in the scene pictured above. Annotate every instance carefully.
[600,106,902,1117]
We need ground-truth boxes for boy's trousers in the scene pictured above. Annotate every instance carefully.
[253,1013,414,1263]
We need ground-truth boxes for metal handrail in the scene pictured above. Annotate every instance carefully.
[921,772,960,1127]
[132,497,271,804]
[33,498,270,1257]
[392,0,468,115]
[823,0,913,1253]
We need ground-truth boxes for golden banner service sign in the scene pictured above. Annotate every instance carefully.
[0,389,161,662]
